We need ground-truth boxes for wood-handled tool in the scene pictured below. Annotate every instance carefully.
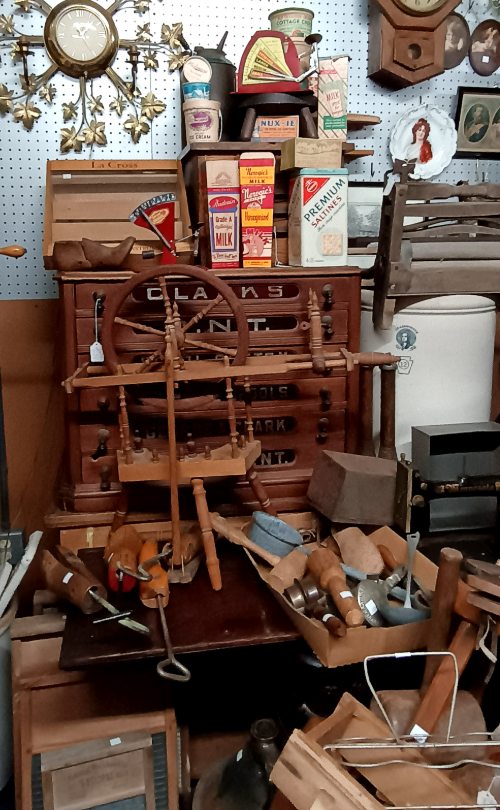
[0,245,26,258]
[41,546,149,634]
[210,512,281,567]
[139,539,169,608]
[104,525,143,593]
[41,546,107,614]
[307,548,364,627]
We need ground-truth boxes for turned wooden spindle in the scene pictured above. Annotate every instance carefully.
[118,385,133,463]
[192,477,222,590]
[181,294,223,333]
[224,357,239,457]
[243,378,255,443]
[308,289,326,374]
[358,365,376,457]
[379,363,397,460]
[246,465,278,516]
[165,332,182,567]
[307,548,364,627]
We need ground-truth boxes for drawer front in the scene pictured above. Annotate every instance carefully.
[74,275,358,315]
[77,375,346,417]
[79,408,345,483]
[75,308,349,357]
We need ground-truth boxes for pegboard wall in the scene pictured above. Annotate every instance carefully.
[0,0,499,299]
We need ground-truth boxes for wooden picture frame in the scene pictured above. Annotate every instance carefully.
[347,183,385,246]
[454,86,500,158]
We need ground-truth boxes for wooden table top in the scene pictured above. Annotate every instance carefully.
[59,542,300,670]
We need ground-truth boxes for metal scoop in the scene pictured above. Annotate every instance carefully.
[356,567,406,627]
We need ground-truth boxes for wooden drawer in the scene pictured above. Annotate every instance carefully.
[74,275,358,315]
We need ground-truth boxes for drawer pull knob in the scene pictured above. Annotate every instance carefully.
[133,431,144,453]
[97,397,110,412]
[319,388,331,411]
[316,417,330,444]
[93,291,106,315]
[321,315,334,338]
[322,284,334,309]
[92,428,110,460]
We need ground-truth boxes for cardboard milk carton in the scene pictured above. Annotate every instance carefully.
[317,55,349,140]
[288,169,348,267]
[239,152,276,268]
[206,159,240,268]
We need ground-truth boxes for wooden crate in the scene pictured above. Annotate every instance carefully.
[43,159,193,270]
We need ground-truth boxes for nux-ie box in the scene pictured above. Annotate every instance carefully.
[288,168,348,267]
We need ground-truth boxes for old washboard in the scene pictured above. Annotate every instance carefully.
[373,181,500,328]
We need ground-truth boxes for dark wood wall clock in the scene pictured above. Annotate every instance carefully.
[368,0,461,88]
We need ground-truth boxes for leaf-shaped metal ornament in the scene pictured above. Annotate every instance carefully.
[20,72,37,93]
[62,101,78,121]
[168,52,189,72]
[141,91,165,120]
[39,83,56,104]
[136,23,151,42]
[0,15,15,35]
[10,41,21,61]
[144,50,159,71]
[14,0,31,12]
[161,22,183,50]
[89,94,104,115]
[60,126,84,153]
[13,100,40,129]
[133,0,150,13]
[110,94,127,116]
[124,114,149,143]
[83,119,107,146]
[0,84,13,115]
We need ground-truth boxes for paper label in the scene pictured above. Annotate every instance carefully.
[339,590,353,599]
[109,737,122,746]
[236,749,243,762]
[365,599,377,616]
[477,789,496,807]
[90,341,105,363]
[62,572,73,584]
[410,723,429,745]
[395,651,411,658]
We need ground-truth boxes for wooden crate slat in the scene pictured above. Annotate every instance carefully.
[50,173,178,187]
[53,191,180,222]
[51,220,186,243]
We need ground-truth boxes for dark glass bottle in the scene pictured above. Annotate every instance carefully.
[194,718,280,810]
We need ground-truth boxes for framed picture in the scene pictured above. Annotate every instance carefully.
[444,12,470,70]
[469,19,500,76]
[347,183,385,245]
[455,86,500,158]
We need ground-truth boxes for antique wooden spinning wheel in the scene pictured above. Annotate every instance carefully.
[101,265,250,374]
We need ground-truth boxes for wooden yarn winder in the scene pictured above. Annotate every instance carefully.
[64,265,398,592]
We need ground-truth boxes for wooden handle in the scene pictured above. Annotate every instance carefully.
[41,549,106,614]
[378,363,397,461]
[210,512,281,567]
[0,244,26,258]
[105,525,143,593]
[307,548,364,627]
[409,620,477,736]
[377,544,399,572]
[139,540,169,608]
[420,547,463,694]
[357,365,375,457]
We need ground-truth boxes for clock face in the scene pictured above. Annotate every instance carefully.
[393,0,448,14]
[44,0,119,78]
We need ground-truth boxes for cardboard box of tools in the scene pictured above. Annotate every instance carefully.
[249,525,438,668]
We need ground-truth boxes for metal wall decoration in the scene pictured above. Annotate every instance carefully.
[0,0,189,151]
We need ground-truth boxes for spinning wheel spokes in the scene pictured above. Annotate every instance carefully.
[100,265,250,374]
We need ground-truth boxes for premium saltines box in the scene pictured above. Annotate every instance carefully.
[288,168,348,267]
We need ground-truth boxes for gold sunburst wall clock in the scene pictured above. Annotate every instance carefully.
[0,0,191,152]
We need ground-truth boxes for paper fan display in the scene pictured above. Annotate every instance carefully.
[389,106,457,180]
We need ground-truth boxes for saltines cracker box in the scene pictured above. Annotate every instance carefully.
[288,168,348,267]
[318,55,349,140]
[239,152,275,268]
[206,159,240,268]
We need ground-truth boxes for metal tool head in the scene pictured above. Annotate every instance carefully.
[356,580,386,627]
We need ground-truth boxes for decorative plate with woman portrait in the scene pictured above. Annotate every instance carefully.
[469,19,500,76]
[389,106,457,180]
[444,13,470,70]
